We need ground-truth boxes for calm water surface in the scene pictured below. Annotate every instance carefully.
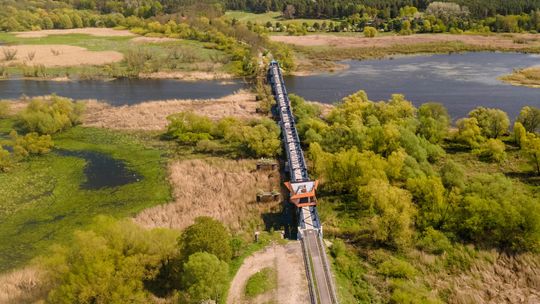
[0,78,246,105]
[284,52,540,119]
[57,150,141,189]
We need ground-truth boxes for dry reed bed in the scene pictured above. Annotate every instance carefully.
[0,266,47,304]
[431,252,540,304]
[83,90,260,131]
[134,158,281,231]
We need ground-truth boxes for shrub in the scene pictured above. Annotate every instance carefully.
[17,96,84,135]
[363,26,377,38]
[468,107,510,138]
[165,112,213,145]
[0,147,12,172]
[2,48,18,61]
[377,257,417,279]
[517,106,540,133]
[416,228,452,254]
[9,130,54,159]
[473,138,506,162]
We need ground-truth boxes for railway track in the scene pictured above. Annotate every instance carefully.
[268,61,339,304]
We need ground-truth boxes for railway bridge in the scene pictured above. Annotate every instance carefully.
[268,61,339,304]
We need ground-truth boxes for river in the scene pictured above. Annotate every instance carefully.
[0,78,246,105]
[284,52,540,119]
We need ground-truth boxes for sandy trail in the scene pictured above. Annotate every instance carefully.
[0,45,123,67]
[13,28,134,38]
[227,243,310,304]
[83,90,260,131]
[270,33,540,49]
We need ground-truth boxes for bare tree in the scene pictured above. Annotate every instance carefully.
[283,4,296,19]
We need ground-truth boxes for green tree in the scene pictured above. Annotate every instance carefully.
[417,102,450,144]
[358,179,416,249]
[454,174,540,251]
[468,107,510,138]
[440,160,465,190]
[181,252,229,303]
[41,216,178,304]
[363,26,377,37]
[514,121,527,147]
[179,216,232,263]
[517,106,540,133]
[523,135,540,175]
[407,176,448,229]
[238,119,281,157]
[473,138,506,163]
[455,117,483,148]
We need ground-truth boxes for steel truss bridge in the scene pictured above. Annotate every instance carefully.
[268,61,339,304]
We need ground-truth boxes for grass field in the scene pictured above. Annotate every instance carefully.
[225,11,334,25]
[0,120,172,272]
[244,266,278,298]
[0,32,231,78]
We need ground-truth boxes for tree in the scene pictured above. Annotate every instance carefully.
[283,4,296,19]
[358,179,416,249]
[514,122,527,147]
[453,174,540,251]
[179,216,232,263]
[238,119,281,157]
[41,216,178,304]
[517,106,540,133]
[440,160,465,190]
[181,252,229,303]
[417,102,450,144]
[407,176,448,230]
[363,26,377,37]
[523,135,540,175]
[455,117,483,148]
[468,107,509,138]
[473,138,506,163]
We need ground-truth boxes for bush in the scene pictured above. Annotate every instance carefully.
[165,112,213,145]
[363,26,377,38]
[416,228,452,254]
[0,147,12,172]
[377,257,417,279]
[473,138,506,162]
[17,96,84,135]
[9,130,54,159]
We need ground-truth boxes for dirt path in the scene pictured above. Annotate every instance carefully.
[227,242,310,304]
[270,33,540,49]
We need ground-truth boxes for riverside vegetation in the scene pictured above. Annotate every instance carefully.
[287,91,540,303]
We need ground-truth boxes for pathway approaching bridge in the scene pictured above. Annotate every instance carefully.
[268,61,339,304]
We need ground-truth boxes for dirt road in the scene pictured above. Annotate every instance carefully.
[227,242,310,304]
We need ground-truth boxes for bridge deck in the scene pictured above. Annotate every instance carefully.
[268,61,338,304]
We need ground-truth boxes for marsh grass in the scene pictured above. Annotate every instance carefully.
[499,66,540,88]
[0,123,171,272]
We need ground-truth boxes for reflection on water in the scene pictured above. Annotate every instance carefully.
[284,52,540,119]
[57,150,141,189]
[0,78,246,105]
